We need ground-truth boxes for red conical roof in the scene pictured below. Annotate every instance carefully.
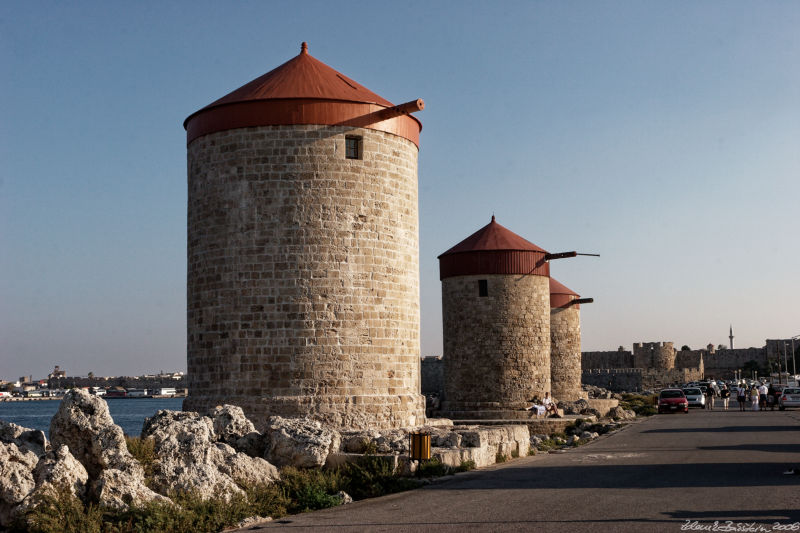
[438,216,547,257]
[550,277,580,309]
[184,42,422,146]
[202,42,394,109]
[438,216,549,280]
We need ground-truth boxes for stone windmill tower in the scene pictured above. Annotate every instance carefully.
[549,277,592,402]
[437,216,558,419]
[183,43,426,430]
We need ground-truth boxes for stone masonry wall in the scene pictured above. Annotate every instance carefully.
[582,349,634,369]
[704,347,766,379]
[185,125,425,430]
[421,356,444,397]
[582,367,703,392]
[442,274,550,413]
[582,369,644,392]
[633,342,676,370]
[550,306,582,401]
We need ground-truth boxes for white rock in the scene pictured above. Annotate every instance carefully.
[31,444,89,499]
[265,416,341,468]
[93,469,170,511]
[50,389,141,479]
[142,410,277,500]
[208,405,256,445]
[0,421,47,458]
[236,515,272,528]
[0,442,38,526]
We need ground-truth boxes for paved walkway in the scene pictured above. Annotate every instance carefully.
[243,408,800,532]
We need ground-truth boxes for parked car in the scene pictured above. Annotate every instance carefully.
[778,387,800,410]
[658,389,689,414]
[682,387,706,408]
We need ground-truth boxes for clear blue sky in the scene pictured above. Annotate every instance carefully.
[2,1,799,379]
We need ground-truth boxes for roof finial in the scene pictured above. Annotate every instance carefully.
[491,214,495,223]
[301,42,308,54]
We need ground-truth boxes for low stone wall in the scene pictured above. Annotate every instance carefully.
[451,415,596,440]
[582,369,643,392]
[582,367,703,392]
[433,425,530,468]
[585,399,619,417]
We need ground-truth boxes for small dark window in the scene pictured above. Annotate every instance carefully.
[345,136,362,159]
[478,279,488,297]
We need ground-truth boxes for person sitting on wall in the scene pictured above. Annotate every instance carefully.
[524,396,546,417]
[543,392,561,418]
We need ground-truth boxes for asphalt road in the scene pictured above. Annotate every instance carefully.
[244,407,800,533]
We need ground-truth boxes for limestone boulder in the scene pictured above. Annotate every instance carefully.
[93,469,170,511]
[231,430,267,458]
[580,407,602,418]
[607,406,636,420]
[50,389,141,479]
[31,444,89,499]
[0,421,50,527]
[141,410,277,500]
[431,429,462,448]
[375,430,408,454]
[341,430,381,453]
[0,441,39,526]
[216,443,279,487]
[208,405,263,456]
[0,420,47,458]
[265,416,341,468]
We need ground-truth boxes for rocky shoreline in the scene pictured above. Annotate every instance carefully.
[1,388,639,530]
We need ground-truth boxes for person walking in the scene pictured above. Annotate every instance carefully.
[705,385,715,410]
[758,382,768,412]
[720,385,730,411]
[767,384,777,411]
[750,385,760,411]
[737,386,747,411]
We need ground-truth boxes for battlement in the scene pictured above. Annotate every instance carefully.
[633,341,676,370]
[582,368,643,375]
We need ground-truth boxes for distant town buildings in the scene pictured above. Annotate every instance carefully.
[0,368,186,400]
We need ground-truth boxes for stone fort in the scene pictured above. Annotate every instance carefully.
[579,336,795,392]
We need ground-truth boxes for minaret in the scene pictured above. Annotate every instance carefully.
[729,325,734,350]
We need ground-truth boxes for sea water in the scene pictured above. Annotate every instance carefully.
[0,397,185,437]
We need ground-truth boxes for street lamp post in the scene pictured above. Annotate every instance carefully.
[784,342,790,386]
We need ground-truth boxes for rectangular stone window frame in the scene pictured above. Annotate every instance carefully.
[478,279,488,297]
[345,135,363,160]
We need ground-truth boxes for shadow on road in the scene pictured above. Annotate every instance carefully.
[667,508,800,521]
[424,462,800,490]
[699,443,800,453]
[643,425,800,434]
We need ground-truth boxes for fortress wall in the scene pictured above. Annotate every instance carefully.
[704,347,766,378]
[582,350,634,370]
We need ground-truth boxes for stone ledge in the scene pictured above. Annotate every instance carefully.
[585,398,619,417]
[452,415,597,437]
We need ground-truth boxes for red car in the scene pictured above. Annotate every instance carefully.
[658,389,689,414]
